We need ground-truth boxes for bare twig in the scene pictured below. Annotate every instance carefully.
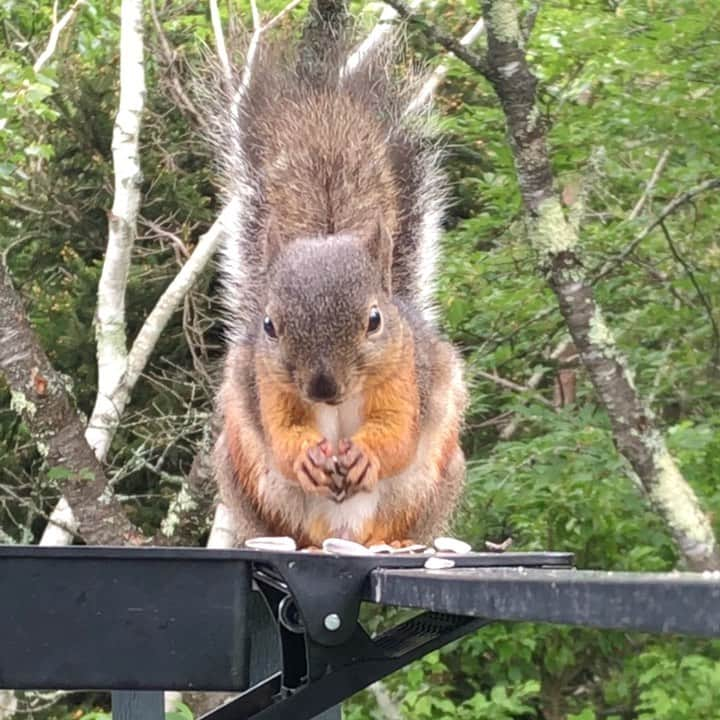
[521,1,542,41]
[658,220,720,367]
[143,217,191,258]
[499,339,573,440]
[475,369,556,409]
[567,146,606,232]
[647,337,675,407]
[148,0,207,130]
[594,177,720,282]
[628,148,670,221]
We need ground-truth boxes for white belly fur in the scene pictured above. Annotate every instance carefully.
[310,396,379,537]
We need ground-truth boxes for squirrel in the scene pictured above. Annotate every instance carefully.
[209,35,467,548]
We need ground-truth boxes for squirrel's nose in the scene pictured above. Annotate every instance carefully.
[307,372,339,403]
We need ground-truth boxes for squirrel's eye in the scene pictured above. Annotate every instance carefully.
[263,316,278,340]
[367,306,382,334]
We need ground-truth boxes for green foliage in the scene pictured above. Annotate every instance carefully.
[77,704,195,720]
[1,0,719,719]
[165,702,195,720]
[347,1,720,718]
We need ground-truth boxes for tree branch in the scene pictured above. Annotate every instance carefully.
[658,220,720,367]
[381,0,491,79]
[209,0,231,82]
[628,148,670,221]
[344,3,404,75]
[475,369,556,409]
[479,0,719,570]
[0,264,139,545]
[39,0,146,544]
[33,0,87,73]
[499,339,573,440]
[405,15,485,114]
[593,176,720,282]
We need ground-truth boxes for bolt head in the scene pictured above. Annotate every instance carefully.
[324,613,341,631]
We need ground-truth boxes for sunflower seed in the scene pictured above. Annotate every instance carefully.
[433,537,472,554]
[245,536,297,552]
[322,538,373,556]
[424,557,455,570]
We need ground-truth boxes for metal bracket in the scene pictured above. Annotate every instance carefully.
[199,555,491,720]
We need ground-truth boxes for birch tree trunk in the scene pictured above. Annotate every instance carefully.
[479,0,719,571]
[39,0,147,546]
[40,0,236,544]
[85,0,145,462]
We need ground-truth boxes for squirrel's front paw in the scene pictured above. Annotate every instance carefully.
[293,439,335,497]
[337,439,380,495]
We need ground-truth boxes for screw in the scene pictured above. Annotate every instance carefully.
[324,613,341,631]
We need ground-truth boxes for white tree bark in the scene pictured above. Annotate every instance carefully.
[209,0,231,82]
[40,497,79,547]
[108,203,236,425]
[33,0,88,73]
[207,503,237,549]
[343,4,403,75]
[85,0,145,462]
[42,0,294,545]
[41,0,145,545]
[0,690,17,720]
[343,0,425,76]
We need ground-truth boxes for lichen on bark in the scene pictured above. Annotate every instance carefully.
[650,442,718,560]
[530,197,578,264]
[10,390,36,418]
[488,0,523,46]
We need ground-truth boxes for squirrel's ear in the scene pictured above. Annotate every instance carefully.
[365,217,393,294]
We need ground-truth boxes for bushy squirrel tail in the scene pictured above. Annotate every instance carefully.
[208,31,447,336]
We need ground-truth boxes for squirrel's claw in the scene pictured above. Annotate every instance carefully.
[293,439,335,497]
[295,459,334,497]
[337,439,380,495]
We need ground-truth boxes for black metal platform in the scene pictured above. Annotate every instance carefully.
[1,545,719,720]
[368,565,720,636]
